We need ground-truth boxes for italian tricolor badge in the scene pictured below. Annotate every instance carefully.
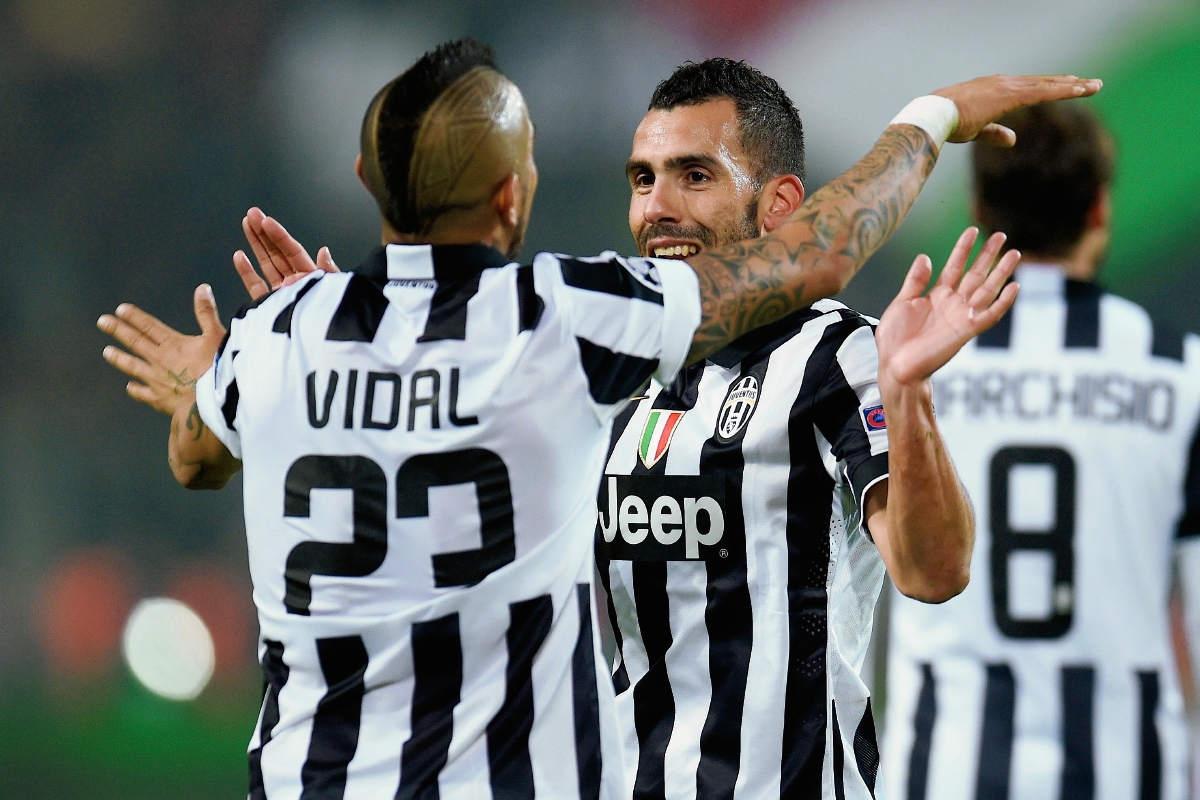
[639,409,686,469]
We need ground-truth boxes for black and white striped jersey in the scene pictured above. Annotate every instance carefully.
[193,243,701,800]
[884,264,1200,800]
[597,299,890,800]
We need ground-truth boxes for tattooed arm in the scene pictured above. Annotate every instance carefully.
[168,399,240,489]
[684,73,1102,363]
[98,284,241,489]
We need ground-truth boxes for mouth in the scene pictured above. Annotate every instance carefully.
[648,240,701,259]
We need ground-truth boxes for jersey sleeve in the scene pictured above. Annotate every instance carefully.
[194,297,266,460]
[810,320,889,517]
[546,251,701,421]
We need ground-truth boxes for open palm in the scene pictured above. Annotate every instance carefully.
[876,228,1020,388]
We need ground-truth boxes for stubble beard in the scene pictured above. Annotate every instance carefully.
[637,195,760,257]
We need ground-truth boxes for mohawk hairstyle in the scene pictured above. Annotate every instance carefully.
[361,37,498,233]
[972,102,1115,257]
[649,58,806,186]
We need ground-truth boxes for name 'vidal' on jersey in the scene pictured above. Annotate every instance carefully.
[884,264,1200,800]
[193,243,701,800]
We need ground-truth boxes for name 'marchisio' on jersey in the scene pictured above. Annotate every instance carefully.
[192,243,702,800]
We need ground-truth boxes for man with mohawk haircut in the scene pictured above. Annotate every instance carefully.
[98,36,1099,800]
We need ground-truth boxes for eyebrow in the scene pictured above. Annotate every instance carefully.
[626,152,724,178]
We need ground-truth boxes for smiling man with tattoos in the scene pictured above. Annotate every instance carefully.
[98,38,1098,800]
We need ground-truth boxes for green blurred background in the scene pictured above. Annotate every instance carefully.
[1,0,1197,796]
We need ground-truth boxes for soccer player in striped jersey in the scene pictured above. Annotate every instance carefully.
[97,37,1099,800]
[882,104,1200,800]
[595,59,1015,800]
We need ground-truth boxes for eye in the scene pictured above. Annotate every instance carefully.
[686,170,711,184]
[632,171,654,189]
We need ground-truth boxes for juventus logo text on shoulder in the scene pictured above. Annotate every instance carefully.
[639,410,686,469]
[716,375,759,441]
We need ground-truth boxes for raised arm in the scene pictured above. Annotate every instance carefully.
[684,74,1101,363]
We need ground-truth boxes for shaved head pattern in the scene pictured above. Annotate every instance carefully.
[358,38,534,249]
[409,67,533,231]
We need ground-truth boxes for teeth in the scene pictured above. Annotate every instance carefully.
[652,244,699,258]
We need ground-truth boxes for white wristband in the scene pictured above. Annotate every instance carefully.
[889,95,960,151]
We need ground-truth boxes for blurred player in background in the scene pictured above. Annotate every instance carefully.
[883,103,1200,800]
[98,35,1100,798]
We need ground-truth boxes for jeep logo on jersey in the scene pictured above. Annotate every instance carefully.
[596,475,726,561]
[639,410,686,469]
[716,375,759,441]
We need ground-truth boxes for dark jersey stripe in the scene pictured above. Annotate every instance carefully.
[1064,280,1102,349]
[906,664,937,800]
[598,401,639,695]
[327,274,390,343]
[300,635,370,800]
[1150,316,1185,362]
[630,562,675,800]
[1060,665,1096,800]
[1138,670,1162,800]
[249,640,290,800]
[976,301,1013,349]
[397,614,462,800]
[516,265,544,332]
[572,584,603,800]
[974,663,1015,800]
[780,320,848,797]
[417,272,481,342]
[1177,418,1200,538]
[487,595,554,800]
[853,699,879,796]
[560,257,664,305]
[222,375,240,430]
[694,358,759,800]
[273,276,322,335]
[576,337,659,405]
[832,702,847,800]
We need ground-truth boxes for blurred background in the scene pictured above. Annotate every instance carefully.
[2,0,1199,796]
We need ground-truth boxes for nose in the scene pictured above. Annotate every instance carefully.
[643,179,682,225]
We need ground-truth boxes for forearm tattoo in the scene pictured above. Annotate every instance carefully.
[185,401,205,441]
[687,125,936,362]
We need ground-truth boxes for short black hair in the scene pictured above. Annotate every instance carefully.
[649,58,805,186]
[362,37,498,233]
[972,102,1115,257]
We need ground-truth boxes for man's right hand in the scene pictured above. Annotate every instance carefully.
[934,74,1103,146]
[233,207,339,301]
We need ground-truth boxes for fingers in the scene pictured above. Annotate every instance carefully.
[896,254,933,302]
[125,380,164,410]
[243,211,284,288]
[958,232,1006,298]
[968,248,1021,313]
[193,284,226,338]
[316,246,340,273]
[102,344,156,384]
[261,216,318,275]
[936,227,979,290]
[973,123,1016,147]
[97,305,171,355]
[972,281,1020,333]
[233,249,271,300]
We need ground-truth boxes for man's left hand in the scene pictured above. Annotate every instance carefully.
[97,284,226,416]
[876,227,1019,391]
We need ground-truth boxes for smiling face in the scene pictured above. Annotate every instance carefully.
[627,98,762,260]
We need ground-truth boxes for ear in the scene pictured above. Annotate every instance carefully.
[758,174,805,234]
[491,172,521,228]
[355,154,367,189]
[1087,186,1112,231]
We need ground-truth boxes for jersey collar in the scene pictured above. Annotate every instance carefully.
[353,244,511,285]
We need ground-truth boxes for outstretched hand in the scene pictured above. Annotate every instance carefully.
[876,227,1019,390]
[97,285,226,416]
[934,74,1103,146]
[232,206,338,301]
